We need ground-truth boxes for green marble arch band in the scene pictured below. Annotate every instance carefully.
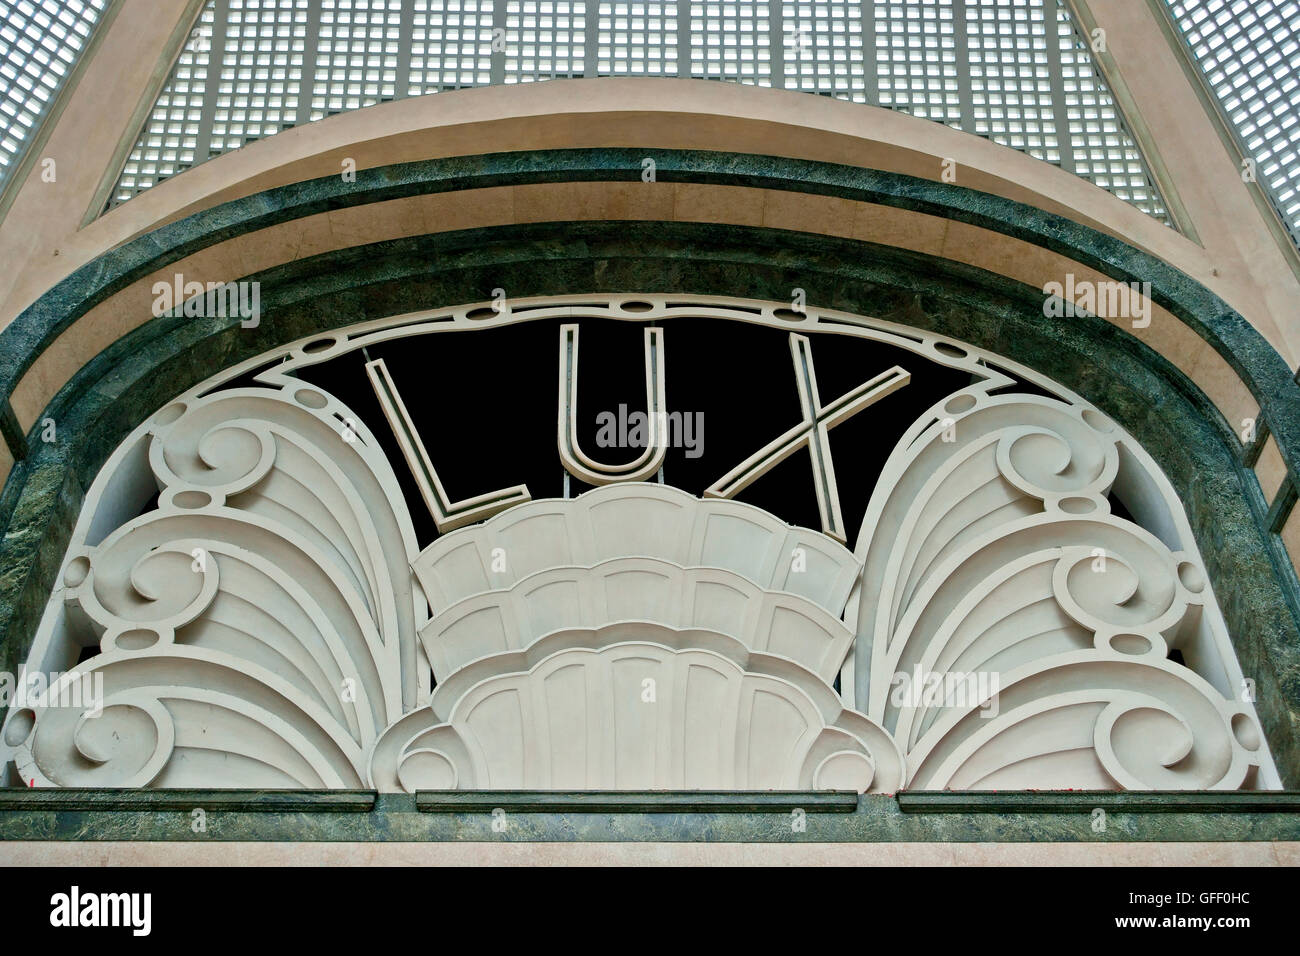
[0,152,1297,809]
[0,791,1298,843]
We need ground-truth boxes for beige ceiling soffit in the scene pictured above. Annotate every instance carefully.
[0,0,127,230]
[77,0,209,229]
[1140,0,1300,283]
[1063,0,1198,243]
[58,82,1204,273]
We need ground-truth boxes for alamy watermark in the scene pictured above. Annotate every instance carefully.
[152,273,260,328]
[0,668,104,717]
[1042,275,1151,328]
[50,886,151,936]
[595,405,704,459]
[889,667,1000,717]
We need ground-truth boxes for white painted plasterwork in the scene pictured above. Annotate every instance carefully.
[0,294,1278,791]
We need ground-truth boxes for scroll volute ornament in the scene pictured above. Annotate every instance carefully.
[852,390,1264,790]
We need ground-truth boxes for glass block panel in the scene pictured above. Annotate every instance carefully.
[210,0,308,153]
[783,0,865,101]
[112,2,214,202]
[311,0,403,119]
[875,0,959,125]
[966,0,1057,161]
[410,0,494,91]
[0,0,107,191]
[689,1,771,85]
[597,1,676,76]
[1057,1,1166,220]
[98,0,1177,227]
[1166,0,1299,245]
[504,0,585,81]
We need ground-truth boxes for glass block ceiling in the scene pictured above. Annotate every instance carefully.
[0,0,107,191]
[1165,0,1300,248]
[101,0,1170,222]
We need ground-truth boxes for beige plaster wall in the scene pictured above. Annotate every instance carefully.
[1284,506,1300,577]
[1256,436,1288,505]
[1,840,1295,865]
[1080,0,1300,373]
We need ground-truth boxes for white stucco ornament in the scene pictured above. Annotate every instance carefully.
[372,623,904,793]
[1,295,1276,791]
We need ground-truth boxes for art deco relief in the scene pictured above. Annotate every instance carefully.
[373,623,905,793]
[852,392,1259,790]
[13,390,423,788]
[0,295,1277,792]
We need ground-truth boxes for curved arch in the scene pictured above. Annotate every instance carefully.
[53,81,1197,270]
[3,149,1298,462]
[0,157,1296,783]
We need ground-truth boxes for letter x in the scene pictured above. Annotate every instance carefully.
[706,334,909,542]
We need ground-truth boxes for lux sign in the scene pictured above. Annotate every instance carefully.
[368,324,909,541]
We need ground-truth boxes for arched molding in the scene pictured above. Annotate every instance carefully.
[2,150,1298,482]
[4,79,1209,308]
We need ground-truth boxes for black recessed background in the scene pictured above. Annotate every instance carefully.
[297,318,980,550]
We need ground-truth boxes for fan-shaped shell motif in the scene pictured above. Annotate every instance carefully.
[851,389,1266,789]
[372,624,905,793]
[412,483,862,618]
[421,556,854,684]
